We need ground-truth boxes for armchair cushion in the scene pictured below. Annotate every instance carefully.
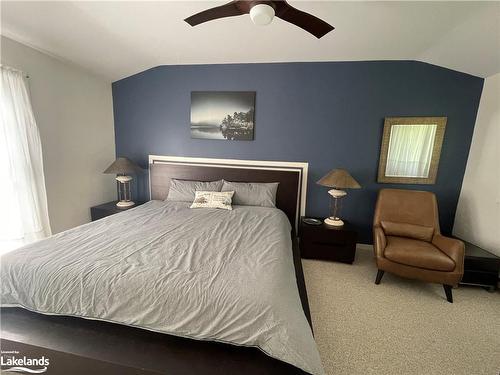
[381,220,434,242]
[384,236,456,272]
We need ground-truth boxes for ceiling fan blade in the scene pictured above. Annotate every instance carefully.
[275,2,334,38]
[184,1,247,26]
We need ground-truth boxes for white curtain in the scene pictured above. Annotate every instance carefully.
[0,65,51,252]
[385,124,437,178]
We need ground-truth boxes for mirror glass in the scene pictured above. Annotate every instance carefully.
[378,117,446,185]
[385,124,437,178]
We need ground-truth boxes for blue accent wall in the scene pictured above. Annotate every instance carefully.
[112,61,483,243]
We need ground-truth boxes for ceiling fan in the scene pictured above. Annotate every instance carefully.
[184,0,334,39]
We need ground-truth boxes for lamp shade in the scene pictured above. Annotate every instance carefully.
[317,169,361,189]
[103,157,142,175]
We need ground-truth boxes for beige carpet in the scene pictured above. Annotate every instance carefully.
[302,247,500,375]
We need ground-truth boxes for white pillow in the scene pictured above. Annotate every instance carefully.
[190,191,235,210]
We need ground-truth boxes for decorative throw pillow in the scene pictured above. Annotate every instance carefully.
[381,220,434,242]
[190,191,235,210]
[166,179,223,202]
[221,180,279,207]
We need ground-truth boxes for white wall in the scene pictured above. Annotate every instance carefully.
[453,73,500,256]
[1,36,116,234]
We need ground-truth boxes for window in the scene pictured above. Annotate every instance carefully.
[0,65,51,254]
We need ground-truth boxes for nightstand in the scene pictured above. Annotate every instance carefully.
[90,201,146,221]
[299,217,357,264]
[459,241,499,291]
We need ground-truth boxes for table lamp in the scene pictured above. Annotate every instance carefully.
[103,157,142,208]
[317,169,361,226]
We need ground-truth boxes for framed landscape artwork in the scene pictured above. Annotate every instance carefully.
[190,91,255,141]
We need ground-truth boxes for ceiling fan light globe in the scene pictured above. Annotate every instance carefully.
[250,4,275,26]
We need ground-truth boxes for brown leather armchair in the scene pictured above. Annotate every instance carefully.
[373,189,464,303]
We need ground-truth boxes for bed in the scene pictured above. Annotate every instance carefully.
[1,156,322,375]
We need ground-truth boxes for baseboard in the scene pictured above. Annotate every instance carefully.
[356,243,373,251]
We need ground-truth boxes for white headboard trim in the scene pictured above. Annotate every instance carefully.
[148,155,308,230]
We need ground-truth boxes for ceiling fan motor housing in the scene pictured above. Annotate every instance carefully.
[249,3,275,26]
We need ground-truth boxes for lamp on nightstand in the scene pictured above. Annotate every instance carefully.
[317,169,361,226]
[104,157,142,208]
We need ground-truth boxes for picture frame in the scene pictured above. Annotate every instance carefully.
[190,91,255,141]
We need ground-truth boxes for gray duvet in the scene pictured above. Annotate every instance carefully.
[1,201,324,375]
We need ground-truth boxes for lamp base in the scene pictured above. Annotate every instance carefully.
[324,217,344,227]
[116,200,135,208]
[328,189,347,198]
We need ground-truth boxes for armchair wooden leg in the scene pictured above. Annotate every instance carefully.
[443,284,453,303]
[375,270,385,285]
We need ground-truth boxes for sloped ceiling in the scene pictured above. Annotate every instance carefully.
[1,1,499,81]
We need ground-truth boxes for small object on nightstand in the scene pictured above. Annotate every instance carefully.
[299,217,357,264]
[90,200,146,221]
[302,217,322,226]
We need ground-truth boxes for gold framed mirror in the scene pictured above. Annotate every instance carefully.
[377,117,447,184]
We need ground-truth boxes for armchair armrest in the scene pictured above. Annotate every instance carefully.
[373,226,386,258]
[432,234,465,273]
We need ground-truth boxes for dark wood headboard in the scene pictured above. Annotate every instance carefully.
[149,155,308,231]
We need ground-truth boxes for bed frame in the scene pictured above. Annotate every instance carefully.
[149,155,308,232]
[1,156,312,375]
